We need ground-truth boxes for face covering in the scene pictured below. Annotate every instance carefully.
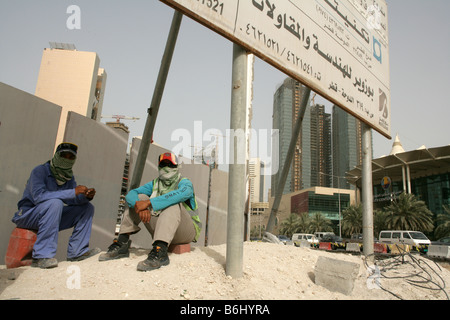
[156,166,181,195]
[50,152,75,185]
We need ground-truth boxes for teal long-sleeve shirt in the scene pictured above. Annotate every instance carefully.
[125,178,196,212]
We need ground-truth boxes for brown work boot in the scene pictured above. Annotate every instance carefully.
[31,258,58,269]
[98,238,131,261]
[136,243,169,272]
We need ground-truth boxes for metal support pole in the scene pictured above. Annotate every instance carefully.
[362,124,374,262]
[266,86,311,233]
[406,164,411,194]
[402,165,407,193]
[226,44,248,278]
[129,10,183,190]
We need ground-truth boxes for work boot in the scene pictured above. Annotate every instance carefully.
[136,243,169,272]
[98,238,131,261]
[31,258,58,269]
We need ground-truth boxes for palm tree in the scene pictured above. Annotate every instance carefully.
[309,212,333,233]
[435,206,450,239]
[278,213,300,238]
[296,213,312,233]
[383,192,434,232]
[342,204,363,237]
[250,225,265,239]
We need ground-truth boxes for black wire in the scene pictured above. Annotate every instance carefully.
[363,244,449,300]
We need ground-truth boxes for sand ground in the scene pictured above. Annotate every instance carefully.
[1,242,449,301]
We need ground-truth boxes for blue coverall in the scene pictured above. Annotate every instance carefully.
[12,162,94,259]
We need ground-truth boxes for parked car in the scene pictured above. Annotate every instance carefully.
[320,234,345,250]
[292,233,319,246]
[431,236,450,246]
[277,235,291,245]
[321,234,344,243]
[314,232,335,241]
[350,233,363,243]
[378,230,431,247]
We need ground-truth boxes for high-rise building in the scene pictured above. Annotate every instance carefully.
[332,105,364,190]
[35,44,107,147]
[272,78,305,195]
[259,160,266,202]
[271,78,332,196]
[310,104,332,188]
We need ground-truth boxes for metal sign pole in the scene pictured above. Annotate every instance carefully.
[226,44,248,278]
[266,87,311,234]
[362,124,374,262]
[129,10,183,190]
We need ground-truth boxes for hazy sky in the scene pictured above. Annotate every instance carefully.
[1,0,449,162]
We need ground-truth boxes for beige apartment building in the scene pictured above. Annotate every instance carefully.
[35,45,107,147]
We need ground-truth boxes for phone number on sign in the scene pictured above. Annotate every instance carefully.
[197,0,224,15]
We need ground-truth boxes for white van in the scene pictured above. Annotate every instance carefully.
[378,231,431,247]
[292,233,319,246]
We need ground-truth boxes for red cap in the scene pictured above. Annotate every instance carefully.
[158,152,178,166]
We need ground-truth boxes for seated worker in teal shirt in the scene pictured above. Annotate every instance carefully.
[99,152,201,272]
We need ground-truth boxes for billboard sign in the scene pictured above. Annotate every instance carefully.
[161,0,391,138]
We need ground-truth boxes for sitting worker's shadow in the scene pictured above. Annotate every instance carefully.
[0,268,25,297]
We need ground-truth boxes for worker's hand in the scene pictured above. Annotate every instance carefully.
[135,200,151,213]
[75,185,88,196]
[86,188,96,200]
[139,209,151,224]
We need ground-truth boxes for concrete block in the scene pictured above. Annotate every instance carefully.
[314,256,360,295]
[389,244,411,254]
[346,243,361,252]
[427,245,450,259]
[296,240,311,248]
[169,243,191,254]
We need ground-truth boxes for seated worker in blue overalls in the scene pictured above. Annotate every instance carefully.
[12,143,99,269]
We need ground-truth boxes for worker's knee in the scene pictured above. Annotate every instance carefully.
[79,202,95,218]
[43,199,65,212]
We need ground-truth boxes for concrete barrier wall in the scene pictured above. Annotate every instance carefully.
[179,161,210,246]
[0,82,62,260]
[58,112,128,259]
[1,84,128,261]
[207,169,228,246]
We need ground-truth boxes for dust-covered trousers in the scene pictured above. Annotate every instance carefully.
[119,194,196,245]
[12,199,95,259]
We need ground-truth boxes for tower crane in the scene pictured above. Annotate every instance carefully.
[101,115,140,123]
